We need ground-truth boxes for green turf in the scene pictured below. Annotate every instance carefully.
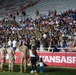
[0,65,76,75]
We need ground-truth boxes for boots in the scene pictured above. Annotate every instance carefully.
[20,69,22,73]
[24,69,26,73]
[11,69,13,72]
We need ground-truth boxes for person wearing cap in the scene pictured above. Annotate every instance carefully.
[7,44,15,72]
[0,44,6,71]
[19,42,29,73]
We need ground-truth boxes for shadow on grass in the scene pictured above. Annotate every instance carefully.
[43,67,76,75]
[2,64,76,75]
[3,64,32,73]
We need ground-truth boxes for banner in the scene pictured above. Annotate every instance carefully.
[38,52,76,68]
[0,52,76,68]
[0,52,21,64]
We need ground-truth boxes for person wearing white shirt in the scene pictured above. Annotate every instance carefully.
[29,46,37,73]
[12,39,17,51]
[7,39,12,48]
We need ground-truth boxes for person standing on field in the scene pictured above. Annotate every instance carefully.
[30,46,37,73]
[0,44,6,71]
[7,44,15,72]
[39,58,44,73]
[19,42,29,73]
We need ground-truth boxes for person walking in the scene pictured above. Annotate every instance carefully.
[0,44,6,71]
[19,42,29,73]
[7,44,15,72]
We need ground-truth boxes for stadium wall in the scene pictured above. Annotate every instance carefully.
[0,52,76,68]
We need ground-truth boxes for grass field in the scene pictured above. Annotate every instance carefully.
[0,65,76,75]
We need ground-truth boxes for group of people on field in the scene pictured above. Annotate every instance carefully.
[0,39,39,73]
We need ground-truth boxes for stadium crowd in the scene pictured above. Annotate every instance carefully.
[0,0,76,73]
[0,9,76,52]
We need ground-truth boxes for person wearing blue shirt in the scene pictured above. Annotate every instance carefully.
[39,58,44,73]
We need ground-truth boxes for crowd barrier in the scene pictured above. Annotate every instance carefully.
[0,52,76,68]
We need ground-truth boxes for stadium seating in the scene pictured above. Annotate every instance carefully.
[25,0,76,19]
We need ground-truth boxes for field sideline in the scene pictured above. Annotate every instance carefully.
[0,64,76,75]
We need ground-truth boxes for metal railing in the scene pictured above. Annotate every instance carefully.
[36,47,76,52]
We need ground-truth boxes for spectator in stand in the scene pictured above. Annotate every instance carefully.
[35,37,40,50]
[35,9,39,16]
[17,11,19,16]
[74,12,76,20]
[12,39,17,51]
[13,16,16,21]
[30,37,35,49]
[62,40,67,48]
[21,11,26,16]
[0,8,76,52]
[7,38,12,48]
[43,34,48,49]
[40,39,44,52]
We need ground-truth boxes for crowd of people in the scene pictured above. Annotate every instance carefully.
[0,4,76,73]
[0,41,39,73]
[0,9,76,52]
